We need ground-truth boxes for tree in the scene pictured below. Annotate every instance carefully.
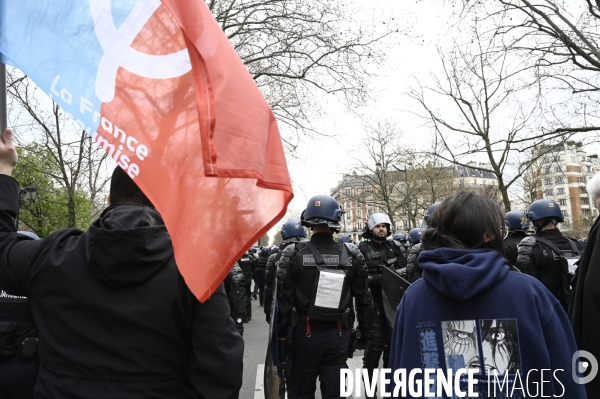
[7,69,111,228]
[272,231,283,246]
[258,233,270,246]
[208,0,397,148]
[12,144,95,236]
[408,17,599,211]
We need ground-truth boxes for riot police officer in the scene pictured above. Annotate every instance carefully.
[357,213,406,398]
[405,203,440,283]
[338,234,356,245]
[516,199,582,311]
[504,210,529,266]
[0,231,39,399]
[264,220,306,323]
[254,247,270,306]
[276,195,373,399]
[237,250,255,322]
[224,263,246,336]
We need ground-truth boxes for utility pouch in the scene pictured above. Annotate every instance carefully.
[18,337,38,361]
[341,308,354,330]
[0,321,17,358]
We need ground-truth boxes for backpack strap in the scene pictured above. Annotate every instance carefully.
[535,237,566,256]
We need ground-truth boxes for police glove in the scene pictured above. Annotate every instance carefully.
[279,338,291,364]
[355,328,368,351]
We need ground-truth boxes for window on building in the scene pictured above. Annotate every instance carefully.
[559,199,567,206]
[345,188,350,195]
[562,210,569,217]
[556,177,564,184]
[357,209,362,217]
[545,188,554,196]
[543,157,551,164]
[544,167,551,174]
[583,209,591,216]
[555,166,562,172]
[571,156,576,162]
[544,178,552,185]
[346,200,351,208]
[346,213,352,220]
[587,165,592,172]
[576,166,580,172]
[578,177,585,182]
[557,187,565,195]
[580,187,587,194]
[581,198,589,205]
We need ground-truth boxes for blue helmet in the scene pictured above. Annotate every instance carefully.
[17,231,40,240]
[408,228,423,244]
[393,233,406,242]
[281,220,306,241]
[301,195,343,232]
[271,247,279,253]
[260,247,270,256]
[526,199,563,223]
[248,247,257,254]
[338,234,353,243]
[504,211,529,231]
[424,203,441,225]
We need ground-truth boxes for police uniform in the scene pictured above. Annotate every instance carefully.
[264,250,281,323]
[224,264,246,336]
[254,249,269,305]
[277,233,373,399]
[237,252,254,322]
[516,229,581,310]
[358,237,406,387]
[504,230,528,266]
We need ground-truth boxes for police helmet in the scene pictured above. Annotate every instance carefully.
[272,247,279,253]
[526,199,564,223]
[504,211,529,231]
[366,213,392,237]
[393,233,407,242]
[300,195,343,232]
[17,231,40,240]
[260,247,270,256]
[408,228,423,244]
[424,203,441,225]
[338,234,353,244]
[248,247,257,254]
[281,220,306,242]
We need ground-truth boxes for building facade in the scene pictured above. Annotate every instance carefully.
[523,141,600,238]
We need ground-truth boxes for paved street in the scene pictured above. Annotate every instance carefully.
[239,287,382,399]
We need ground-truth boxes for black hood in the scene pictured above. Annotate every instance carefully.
[87,204,173,288]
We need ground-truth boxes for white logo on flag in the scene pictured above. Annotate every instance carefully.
[90,0,192,102]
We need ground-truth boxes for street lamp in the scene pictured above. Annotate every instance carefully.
[16,185,37,228]
[392,165,411,231]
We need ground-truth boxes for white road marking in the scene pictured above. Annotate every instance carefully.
[254,363,265,399]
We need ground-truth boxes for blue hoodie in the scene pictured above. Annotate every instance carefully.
[386,248,586,398]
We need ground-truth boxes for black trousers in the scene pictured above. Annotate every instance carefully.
[290,328,349,399]
[0,363,38,399]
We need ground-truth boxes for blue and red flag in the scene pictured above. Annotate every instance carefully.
[0,0,293,301]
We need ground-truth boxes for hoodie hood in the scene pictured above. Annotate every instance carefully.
[418,248,510,301]
[87,204,173,288]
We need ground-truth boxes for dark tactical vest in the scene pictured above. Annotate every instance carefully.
[238,254,254,281]
[0,288,37,363]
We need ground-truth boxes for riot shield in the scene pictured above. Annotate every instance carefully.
[381,266,411,325]
[264,285,282,399]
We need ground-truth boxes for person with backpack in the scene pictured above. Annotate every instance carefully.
[275,195,373,399]
[516,199,583,311]
[388,191,585,398]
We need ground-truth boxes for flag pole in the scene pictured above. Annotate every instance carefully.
[0,62,6,134]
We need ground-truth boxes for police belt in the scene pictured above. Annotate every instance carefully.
[294,311,344,334]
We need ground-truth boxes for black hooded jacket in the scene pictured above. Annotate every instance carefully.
[0,175,243,398]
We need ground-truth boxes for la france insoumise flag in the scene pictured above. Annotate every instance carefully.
[0,0,293,302]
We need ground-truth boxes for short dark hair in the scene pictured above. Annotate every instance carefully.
[422,191,507,258]
[109,166,154,208]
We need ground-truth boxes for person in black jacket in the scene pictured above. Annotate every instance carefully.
[569,172,600,399]
[224,263,246,335]
[0,231,40,399]
[0,128,243,398]
[503,210,530,266]
[516,199,582,311]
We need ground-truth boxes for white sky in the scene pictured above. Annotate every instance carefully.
[270,1,456,238]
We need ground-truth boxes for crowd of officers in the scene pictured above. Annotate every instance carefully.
[222,193,586,399]
[0,188,587,398]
